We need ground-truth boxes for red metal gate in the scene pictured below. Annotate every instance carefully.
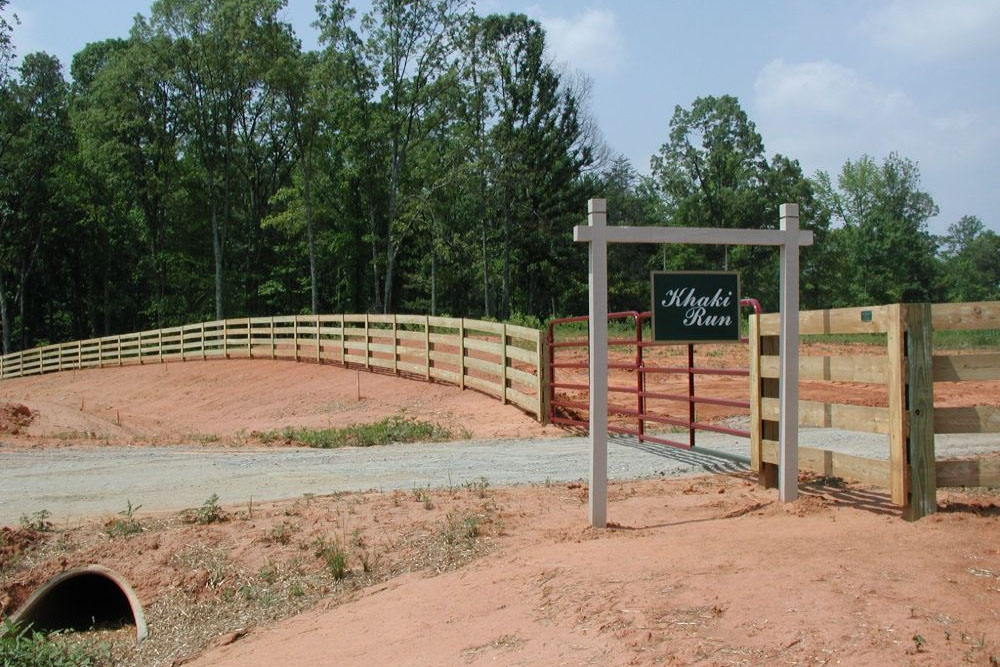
[546,299,760,450]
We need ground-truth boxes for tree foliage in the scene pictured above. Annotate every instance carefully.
[0,2,994,354]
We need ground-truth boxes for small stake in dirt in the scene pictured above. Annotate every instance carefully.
[356,370,361,402]
[116,410,121,426]
[79,398,84,411]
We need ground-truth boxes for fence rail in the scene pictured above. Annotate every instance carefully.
[751,300,1000,520]
[0,314,547,420]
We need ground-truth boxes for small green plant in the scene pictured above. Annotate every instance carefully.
[313,537,349,580]
[19,509,53,532]
[442,512,483,545]
[266,522,294,545]
[104,500,143,538]
[463,476,490,498]
[0,619,109,666]
[183,493,226,524]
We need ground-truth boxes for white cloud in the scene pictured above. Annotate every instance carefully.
[753,58,1000,233]
[528,7,625,76]
[754,59,915,171]
[861,0,1000,61]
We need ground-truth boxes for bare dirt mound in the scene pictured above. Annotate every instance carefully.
[3,477,997,666]
[0,359,561,446]
[0,402,35,435]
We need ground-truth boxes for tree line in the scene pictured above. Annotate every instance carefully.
[0,0,997,354]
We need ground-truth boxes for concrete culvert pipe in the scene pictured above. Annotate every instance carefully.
[8,565,148,644]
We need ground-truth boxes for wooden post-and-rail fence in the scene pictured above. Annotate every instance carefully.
[750,300,1000,520]
[0,314,548,422]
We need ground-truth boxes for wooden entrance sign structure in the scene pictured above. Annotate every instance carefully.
[574,199,813,527]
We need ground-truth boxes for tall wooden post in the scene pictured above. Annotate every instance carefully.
[906,303,936,519]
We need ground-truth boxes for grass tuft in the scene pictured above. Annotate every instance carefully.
[262,416,465,449]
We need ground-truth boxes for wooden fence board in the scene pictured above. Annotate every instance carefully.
[761,398,892,434]
[760,305,891,336]
[935,459,1000,488]
[934,406,1000,433]
[464,356,503,378]
[932,353,1000,382]
[761,440,891,487]
[464,374,501,398]
[931,301,1000,331]
[760,354,891,384]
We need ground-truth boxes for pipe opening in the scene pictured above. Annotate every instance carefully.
[10,566,148,644]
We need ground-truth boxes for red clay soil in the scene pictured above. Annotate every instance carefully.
[188,482,1000,667]
[0,358,561,446]
[0,349,998,666]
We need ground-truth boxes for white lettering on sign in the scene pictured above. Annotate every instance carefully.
[682,307,733,327]
[661,288,733,310]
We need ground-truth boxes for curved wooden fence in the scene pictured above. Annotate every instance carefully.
[0,315,547,420]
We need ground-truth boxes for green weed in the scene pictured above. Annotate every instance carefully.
[312,537,349,580]
[20,509,53,532]
[0,619,110,667]
[264,415,463,449]
[103,500,143,538]
[183,493,226,525]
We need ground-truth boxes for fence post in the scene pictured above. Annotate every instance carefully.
[392,314,398,375]
[316,315,322,363]
[293,316,299,362]
[749,313,763,475]
[363,314,369,370]
[339,314,345,366]
[538,330,549,424]
[247,318,252,358]
[458,319,466,390]
[757,327,780,489]
[905,303,936,520]
[887,304,908,507]
[424,316,431,381]
[98,338,103,369]
[500,323,508,405]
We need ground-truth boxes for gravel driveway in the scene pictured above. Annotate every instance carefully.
[1,430,996,525]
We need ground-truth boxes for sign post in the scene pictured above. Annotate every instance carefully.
[574,201,811,527]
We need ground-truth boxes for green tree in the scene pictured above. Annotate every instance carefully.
[816,153,939,305]
[938,215,1000,302]
[0,52,71,352]
[650,95,830,310]
[145,0,295,320]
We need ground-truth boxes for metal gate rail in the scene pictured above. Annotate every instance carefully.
[547,299,761,450]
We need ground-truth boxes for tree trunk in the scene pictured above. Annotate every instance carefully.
[303,164,319,315]
[0,273,10,355]
[481,225,490,317]
[212,204,224,320]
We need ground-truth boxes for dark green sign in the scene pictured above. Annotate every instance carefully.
[651,271,741,343]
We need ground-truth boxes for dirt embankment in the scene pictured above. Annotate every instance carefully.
[2,476,998,667]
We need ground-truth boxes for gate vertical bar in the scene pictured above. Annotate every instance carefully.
[636,315,645,439]
[688,344,696,448]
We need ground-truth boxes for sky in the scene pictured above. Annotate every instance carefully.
[7,0,1000,235]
